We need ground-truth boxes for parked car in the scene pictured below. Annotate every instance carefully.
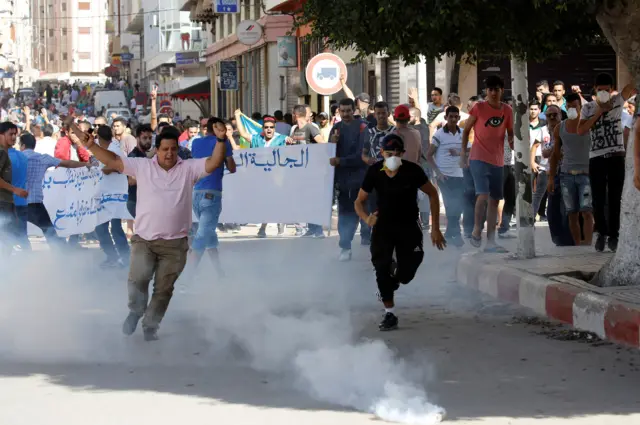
[105,108,132,125]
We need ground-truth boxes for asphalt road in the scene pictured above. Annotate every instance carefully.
[1,231,639,425]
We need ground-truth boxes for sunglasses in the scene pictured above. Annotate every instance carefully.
[263,125,275,129]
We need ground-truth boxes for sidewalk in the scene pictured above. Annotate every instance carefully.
[456,225,640,348]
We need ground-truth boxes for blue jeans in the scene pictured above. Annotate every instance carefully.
[469,159,504,200]
[559,173,592,213]
[532,171,548,217]
[307,223,323,235]
[14,205,31,251]
[438,176,464,239]
[95,219,130,261]
[127,200,136,218]
[547,175,574,246]
[462,168,477,236]
[192,190,222,252]
[337,185,369,250]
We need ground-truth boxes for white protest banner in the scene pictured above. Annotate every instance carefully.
[40,167,132,237]
[217,144,336,226]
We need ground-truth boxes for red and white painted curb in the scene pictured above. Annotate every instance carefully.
[456,254,640,347]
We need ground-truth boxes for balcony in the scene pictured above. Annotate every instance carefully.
[126,8,144,35]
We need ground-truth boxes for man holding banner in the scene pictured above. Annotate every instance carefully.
[234,110,289,237]
[70,123,227,342]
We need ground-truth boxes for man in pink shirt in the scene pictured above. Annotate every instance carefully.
[70,124,227,341]
[460,75,514,253]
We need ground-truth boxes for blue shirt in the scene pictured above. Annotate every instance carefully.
[250,133,287,148]
[8,148,28,206]
[22,149,61,204]
[192,135,233,192]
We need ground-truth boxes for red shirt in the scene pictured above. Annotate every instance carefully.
[54,136,91,162]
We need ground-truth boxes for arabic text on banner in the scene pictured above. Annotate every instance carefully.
[40,167,133,237]
[214,144,336,226]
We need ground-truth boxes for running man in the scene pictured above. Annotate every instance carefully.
[354,134,446,331]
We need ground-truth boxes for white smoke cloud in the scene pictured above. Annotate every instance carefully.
[0,239,451,424]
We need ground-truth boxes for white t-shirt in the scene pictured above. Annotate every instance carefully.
[130,98,137,109]
[531,126,551,170]
[431,126,463,178]
[433,110,470,127]
[580,94,625,158]
[35,136,57,157]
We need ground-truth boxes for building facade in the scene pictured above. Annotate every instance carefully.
[31,0,109,81]
[0,0,36,90]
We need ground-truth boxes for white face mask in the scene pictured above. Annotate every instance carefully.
[566,108,578,120]
[384,156,402,171]
[597,90,611,103]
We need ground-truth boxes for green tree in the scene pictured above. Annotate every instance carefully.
[295,0,600,64]
[296,0,640,287]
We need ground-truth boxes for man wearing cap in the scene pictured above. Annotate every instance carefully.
[317,112,331,142]
[392,105,422,164]
[234,110,287,148]
[339,74,377,128]
[329,98,370,261]
[355,133,446,331]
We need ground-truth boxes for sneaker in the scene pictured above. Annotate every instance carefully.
[595,234,606,252]
[450,235,465,248]
[498,231,517,239]
[100,259,121,269]
[294,228,304,237]
[143,328,159,341]
[378,312,399,331]
[257,229,267,238]
[607,237,618,252]
[313,232,326,239]
[301,230,316,238]
[338,249,352,262]
[122,312,141,336]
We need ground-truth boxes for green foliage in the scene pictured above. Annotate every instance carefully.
[293,0,602,64]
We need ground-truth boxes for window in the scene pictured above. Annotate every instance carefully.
[49,29,54,37]
[62,28,67,36]
[62,2,66,11]
[48,53,54,62]
[40,29,44,38]
[62,53,68,60]
[78,1,90,10]
[78,27,91,35]
[78,52,91,60]
[40,6,44,13]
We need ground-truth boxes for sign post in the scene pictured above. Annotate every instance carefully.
[220,60,238,91]
[305,53,348,96]
[214,0,239,13]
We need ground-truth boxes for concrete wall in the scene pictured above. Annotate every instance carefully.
[458,58,478,105]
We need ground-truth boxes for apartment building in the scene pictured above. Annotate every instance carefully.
[31,0,108,81]
[0,0,35,90]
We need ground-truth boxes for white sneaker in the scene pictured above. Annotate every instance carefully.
[338,249,352,262]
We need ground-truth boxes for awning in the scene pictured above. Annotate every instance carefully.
[181,0,196,11]
[170,79,211,100]
[126,8,144,34]
[268,0,305,13]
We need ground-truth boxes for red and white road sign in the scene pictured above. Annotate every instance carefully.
[305,53,348,96]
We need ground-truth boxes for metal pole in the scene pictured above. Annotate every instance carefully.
[510,57,535,259]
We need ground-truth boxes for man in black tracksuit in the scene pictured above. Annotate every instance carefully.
[355,134,446,331]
